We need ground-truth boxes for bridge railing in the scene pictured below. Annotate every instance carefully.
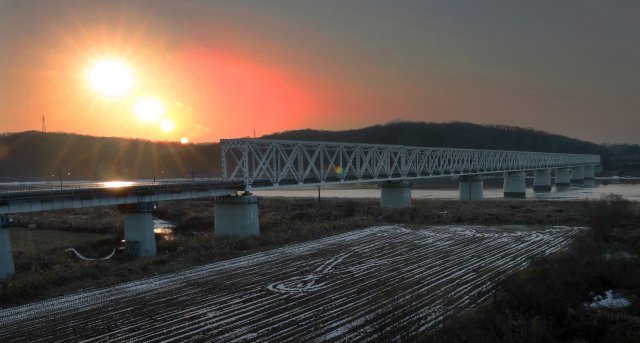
[221,139,600,188]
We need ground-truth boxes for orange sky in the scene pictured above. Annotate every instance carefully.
[1,8,333,142]
[1,1,639,144]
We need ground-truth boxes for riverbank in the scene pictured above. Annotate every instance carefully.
[0,198,592,307]
[424,195,640,342]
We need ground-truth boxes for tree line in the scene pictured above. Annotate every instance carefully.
[0,122,637,181]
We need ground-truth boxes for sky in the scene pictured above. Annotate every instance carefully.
[1,0,638,144]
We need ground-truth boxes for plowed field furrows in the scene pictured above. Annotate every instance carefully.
[0,225,582,342]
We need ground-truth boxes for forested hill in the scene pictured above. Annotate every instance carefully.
[0,122,638,180]
[264,122,639,174]
[264,122,605,155]
[0,131,221,181]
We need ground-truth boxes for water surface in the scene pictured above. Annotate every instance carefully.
[253,181,640,201]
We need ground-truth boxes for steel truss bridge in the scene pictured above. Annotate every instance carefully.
[221,139,600,189]
[0,139,600,214]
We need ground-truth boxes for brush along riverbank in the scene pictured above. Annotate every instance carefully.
[424,195,640,342]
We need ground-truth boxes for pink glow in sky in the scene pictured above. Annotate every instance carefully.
[1,1,639,143]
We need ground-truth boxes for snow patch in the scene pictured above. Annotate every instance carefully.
[588,290,631,309]
[267,252,352,294]
[603,251,638,260]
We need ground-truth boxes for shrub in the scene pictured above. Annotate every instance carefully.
[589,194,638,240]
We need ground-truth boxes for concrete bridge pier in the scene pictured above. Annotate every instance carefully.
[583,165,596,187]
[459,175,483,200]
[571,166,585,185]
[380,181,412,208]
[214,193,260,237]
[503,172,526,198]
[0,216,15,280]
[533,169,552,192]
[121,202,157,257]
[555,168,571,190]
[584,165,595,180]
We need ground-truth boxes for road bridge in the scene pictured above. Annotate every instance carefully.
[0,180,243,279]
[0,138,600,279]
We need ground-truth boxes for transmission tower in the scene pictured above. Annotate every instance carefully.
[41,115,47,132]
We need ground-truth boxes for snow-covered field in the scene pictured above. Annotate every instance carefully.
[0,225,582,342]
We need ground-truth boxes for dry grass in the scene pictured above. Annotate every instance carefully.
[10,228,110,254]
[1,198,591,308]
[424,196,640,342]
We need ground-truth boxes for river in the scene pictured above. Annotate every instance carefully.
[253,180,640,201]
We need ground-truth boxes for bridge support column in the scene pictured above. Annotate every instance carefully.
[584,165,595,180]
[380,181,412,208]
[121,202,157,257]
[459,175,483,200]
[503,172,526,198]
[0,216,15,280]
[583,165,595,188]
[571,167,584,185]
[533,169,552,192]
[214,193,260,237]
[555,168,571,189]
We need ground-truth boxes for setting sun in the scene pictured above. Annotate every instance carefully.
[87,59,134,97]
[134,98,164,123]
[180,137,189,144]
[160,118,175,132]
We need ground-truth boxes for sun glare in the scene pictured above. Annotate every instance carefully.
[134,98,164,122]
[102,181,135,188]
[87,59,134,97]
[160,118,175,132]
[180,137,189,144]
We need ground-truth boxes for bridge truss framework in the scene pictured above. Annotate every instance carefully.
[221,139,600,189]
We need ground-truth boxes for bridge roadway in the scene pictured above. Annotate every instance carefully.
[0,179,244,215]
[0,139,600,279]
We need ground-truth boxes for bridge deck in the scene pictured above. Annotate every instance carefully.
[0,179,244,215]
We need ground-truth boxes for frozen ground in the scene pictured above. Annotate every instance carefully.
[0,225,582,342]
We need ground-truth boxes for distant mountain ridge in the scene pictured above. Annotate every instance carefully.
[0,122,637,180]
[263,121,604,154]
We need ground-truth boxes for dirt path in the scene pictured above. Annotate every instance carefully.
[0,225,581,342]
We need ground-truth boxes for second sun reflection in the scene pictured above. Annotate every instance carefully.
[133,97,175,133]
[87,58,183,138]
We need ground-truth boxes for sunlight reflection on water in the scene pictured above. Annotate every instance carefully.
[153,219,175,240]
